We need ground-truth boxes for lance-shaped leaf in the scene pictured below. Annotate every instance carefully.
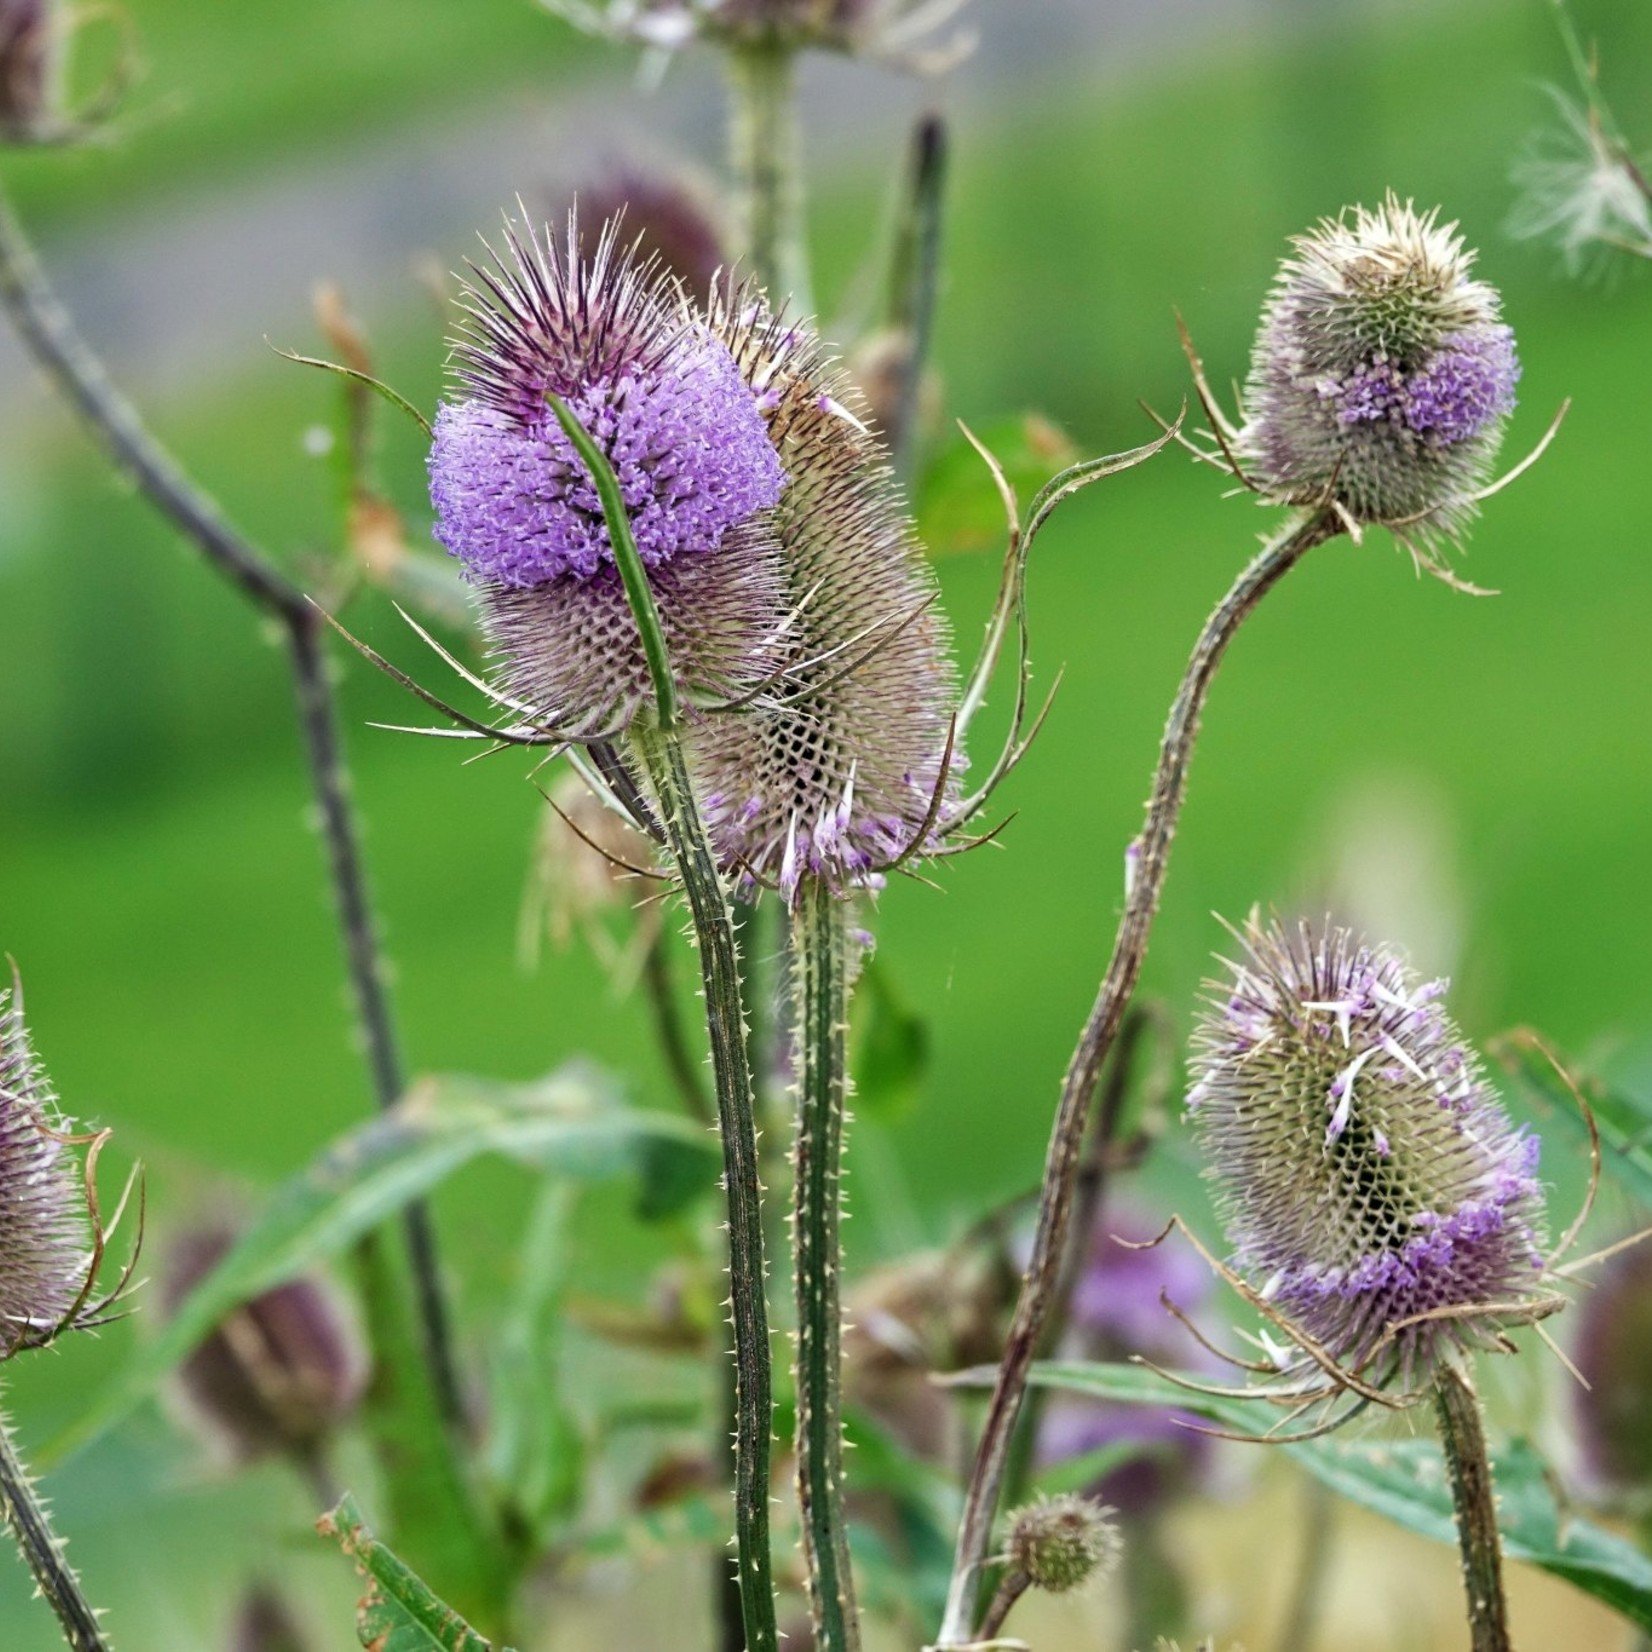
[955,1360,1652,1634]
[52,1064,718,1461]
[320,1493,514,1652]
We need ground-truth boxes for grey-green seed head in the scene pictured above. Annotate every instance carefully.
[1005,1493,1121,1594]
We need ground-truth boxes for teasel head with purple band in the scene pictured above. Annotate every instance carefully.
[1187,915,1549,1395]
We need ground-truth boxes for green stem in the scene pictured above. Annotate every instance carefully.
[1434,1361,1514,1652]
[726,41,812,311]
[553,390,779,1647]
[792,881,861,1652]
[632,724,779,1652]
[0,1407,111,1652]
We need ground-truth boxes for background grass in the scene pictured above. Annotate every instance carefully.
[2,0,1650,1646]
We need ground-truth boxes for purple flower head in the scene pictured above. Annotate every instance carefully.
[0,0,54,137]
[685,288,961,902]
[1188,915,1547,1386]
[1571,1237,1652,1499]
[0,975,93,1361]
[1240,195,1520,544]
[165,1225,366,1464]
[431,215,790,731]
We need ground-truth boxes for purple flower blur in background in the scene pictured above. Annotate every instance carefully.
[1188,916,1547,1384]
[558,162,730,300]
[1571,1237,1652,1505]
[429,216,789,730]
[1037,1211,1214,1515]
[0,976,90,1361]
[0,0,53,139]
[1241,196,1519,541]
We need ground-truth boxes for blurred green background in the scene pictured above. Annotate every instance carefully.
[2,0,1650,1645]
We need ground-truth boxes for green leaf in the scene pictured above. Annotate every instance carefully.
[319,1493,513,1652]
[989,1361,1652,1633]
[51,1064,718,1461]
[1497,1036,1652,1205]
[915,413,1079,556]
[850,958,931,1121]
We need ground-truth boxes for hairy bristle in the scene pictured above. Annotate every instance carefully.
[1188,914,1546,1383]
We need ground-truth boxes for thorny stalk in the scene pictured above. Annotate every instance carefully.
[937,507,1340,1645]
[0,178,463,1427]
[885,112,949,478]
[1434,1359,1513,1652]
[792,879,862,1652]
[0,1405,111,1652]
[550,396,779,1652]
[727,38,811,309]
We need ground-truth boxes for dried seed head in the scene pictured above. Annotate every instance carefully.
[165,1226,365,1465]
[1189,915,1547,1384]
[566,162,729,299]
[1005,1493,1121,1594]
[0,978,93,1361]
[688,290,960,900]
[0,0,55,139]
[430,214,787,730]
[1240,196,1519,542]
[1571,1237,1652,1498]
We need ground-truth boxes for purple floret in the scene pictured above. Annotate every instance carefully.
[1402,327,1520,444]
[429,331,785,590]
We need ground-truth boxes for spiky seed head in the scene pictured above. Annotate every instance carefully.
[429,214,787,730]
[1240,196,1519,542]
[0,0,55,139]
[1571,1237,1652,1499]
[687,288,960,901]
[1005,1493,1121,1593]
[165,1226,366,1464]
[1189,915,1547,1384]
[0,978,92,1361]
[564,162,729,299]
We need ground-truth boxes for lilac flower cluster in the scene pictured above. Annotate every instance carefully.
[430,301,783,588]
[1240,197,1519,541]
[1325,328,1518,447]
[1188,916,1547,1382]
[0,979,89,1361]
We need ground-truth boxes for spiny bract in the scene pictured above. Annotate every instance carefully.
[688,287,959,901]
[1188,915,1547,1384]
[429,214,787,732]
[0,978,90,1360]
[1240,196,1518,542]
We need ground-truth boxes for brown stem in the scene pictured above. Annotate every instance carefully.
[937,509,1339,1644]
[1435,1361,1514,1652]
[0,177,462,1426]
[975,1568,1030,1644]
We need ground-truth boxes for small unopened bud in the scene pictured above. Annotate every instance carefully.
[1005,1493,1121,1594]
[1241,195,1518,542]
[165,1226,365,1467]
[1572,1237,1652,1500]
[0,0,55,139]
[231,1587,310,1652]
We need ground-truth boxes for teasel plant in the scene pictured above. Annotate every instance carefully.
[0,0,468,1498]
[932,194,1566,1649]
[0,968,141,1652]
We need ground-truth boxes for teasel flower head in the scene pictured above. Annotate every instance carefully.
[164,1225,366,1467]
[0,0,54,139]
[1238,196,1519,545]
[428,213,788,735]
[688,286,962,901]
[1004,1493,1122,1594]
[1570,1236,1652,1504]
[544,0,975,71]
[0,970,132,1360]
[1188,914,1548,1390]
